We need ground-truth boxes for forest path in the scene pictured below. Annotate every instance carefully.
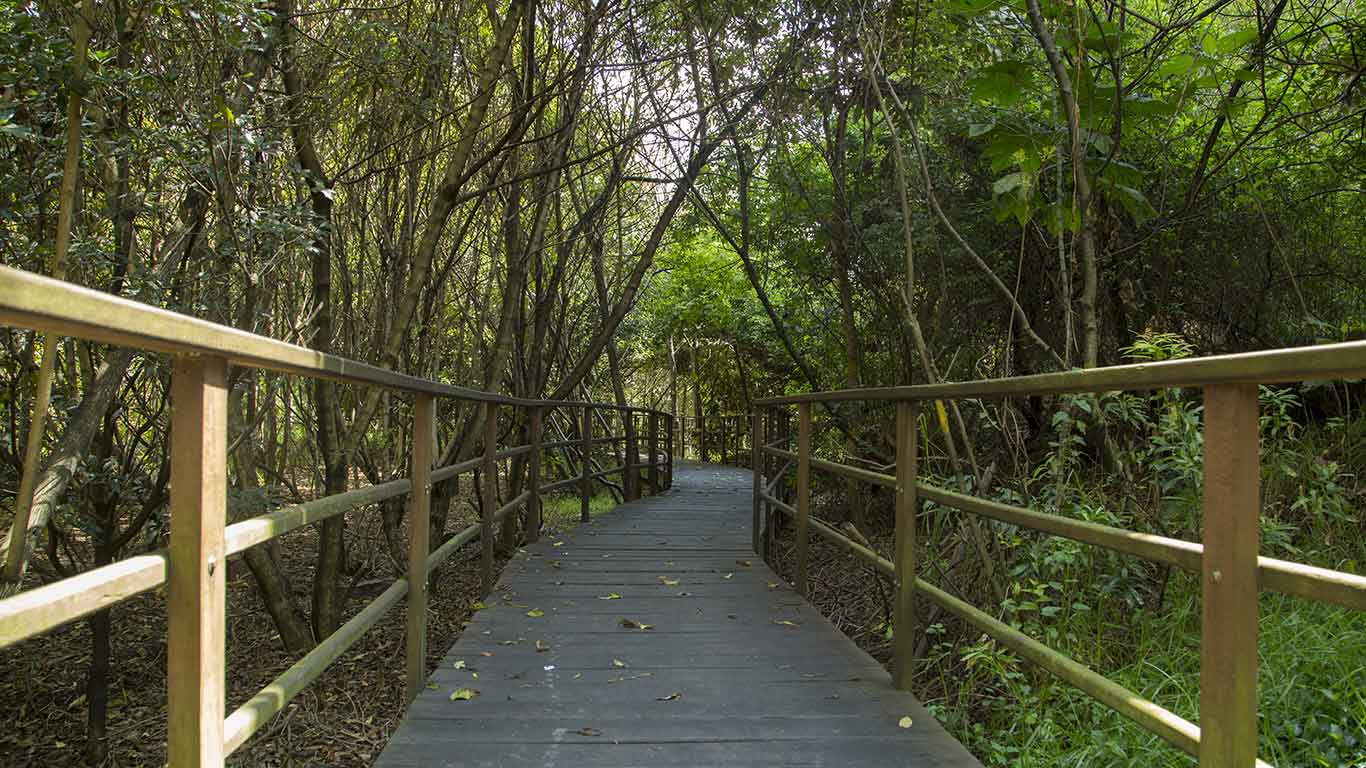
[376,462,981,767]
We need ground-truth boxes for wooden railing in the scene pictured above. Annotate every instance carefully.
[676,413,751,465]
[750,343,1366,768]
[0,266,674,766]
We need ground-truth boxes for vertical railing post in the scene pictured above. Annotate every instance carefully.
[699,415,707,463]
[480,403,497,595]
[666,416,674,487]
[1201,384,1260,768]
[527,406,542,543]
[764,408,775,560]
[648,412,660,496]
[795,403,811,596]
[893,400,919,690]
[406,394,435,702]
[167,355,228,768]
[751,412,762,555]
[720,416,728,465]
[679,416,686,460]
[580,405,592,522]
[624,409,639,501]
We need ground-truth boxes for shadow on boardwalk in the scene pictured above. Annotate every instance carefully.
[377,462,982,767]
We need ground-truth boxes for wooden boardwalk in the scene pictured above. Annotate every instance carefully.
[377,462,982,767]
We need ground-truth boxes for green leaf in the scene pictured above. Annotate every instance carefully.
[968,121,995,138]
[449,687,478,701]
[1215,27,1259,53]
[968,61,1033,107]
[1156,53,1196,79]
[526,609,545,617]
[992,172,1026,197]
[1108,183,1158,225]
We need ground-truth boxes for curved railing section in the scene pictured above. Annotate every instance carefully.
[749,344,1366,768]
[0,266,674,765]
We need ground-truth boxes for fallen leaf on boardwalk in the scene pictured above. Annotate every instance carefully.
[449,688,478,701]
[608,672,653,683]
[737,559,752,567]
[612,659,627,668]
[658,576,680,586]
[471,601,486,610]
[471,671,479,679]
[526,609,545,618]
[574,672,582,679]
[553,541,564,546]
[577,727,602,737]
[656,692,682,701]
[898,716,914,729]
[480,651,494,657]
[535,640,550,652]
[453,660,467,669]
[722,572,734,580]
[772,619,800,628]
[426,682,439,690]
[767,582,780,589]
[550,561,562,569]
[619,617,654,630]
[598,593,622,600]
[677,591,691,596]
[498,638,522,646]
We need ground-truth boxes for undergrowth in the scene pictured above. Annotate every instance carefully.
[913,334,1366,766]
[787,333,1366,767]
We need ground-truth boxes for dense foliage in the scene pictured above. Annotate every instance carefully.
[0,0,1363,763]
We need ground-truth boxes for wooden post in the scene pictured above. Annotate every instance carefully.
[893,401,919,690]
[167,355,228,768]
[480,403,497,595]
[795,403,811,596]
[699,415,707,463]
[527,406,542,543]
[647,412,660,496]
[406,394,434,702]
[624,409,639,501]
[751,412,762,555]
[679,415,686,460]
[720,416,728,465]
[1200,384,1260,768]
[580,405,592,522]
[666,417,674,487]
[763,408,775,560]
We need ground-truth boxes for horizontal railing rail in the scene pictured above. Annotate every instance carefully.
[754,340,1366,404]
[750,347,1366,768]
[0,267,676,767]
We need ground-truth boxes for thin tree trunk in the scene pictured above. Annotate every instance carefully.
[2,0,90,591]
[1024,0,1099,367]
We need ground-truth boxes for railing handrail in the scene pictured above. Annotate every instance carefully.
[755,338,1366,404]
[0,266,677,767]
[0,266,670,417]
[748,352,1366,768]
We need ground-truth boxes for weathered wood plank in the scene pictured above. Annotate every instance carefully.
[167,355,228,767]
[1200,384,1260,768]
[405,394,434,702]
[376,462,981,768]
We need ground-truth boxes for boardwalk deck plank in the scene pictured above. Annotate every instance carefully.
[376,463,982,767]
